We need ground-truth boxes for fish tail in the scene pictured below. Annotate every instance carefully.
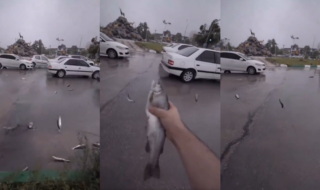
[143,161,161,181]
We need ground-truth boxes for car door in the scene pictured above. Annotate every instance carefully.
[100,37,106,54]
[63,59,79,75]
[41,56,49,66]
[194,50,219,79]
[0,55,12,67]
[9,55,20,67]
[34,55,42,65]
[76,60,93,76]
[230,53,245,71]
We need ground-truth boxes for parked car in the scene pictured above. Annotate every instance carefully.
[0,53,33,70]
[100,32,130,58]
[162,43,195,53]
[220,51,265,75]
[161,47,220,82]
[47,58,100,79]
[68,55,95,65]
[31,55,50,67]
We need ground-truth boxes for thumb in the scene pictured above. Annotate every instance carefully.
[148,106,168,118]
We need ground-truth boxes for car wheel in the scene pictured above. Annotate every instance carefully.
[247,66,256,75]
[20,64,26,70]
[92,71,100,79]
[224,70,231,74]
[107,49,117,59]
[57,70,66,78]
[181,69,195,83]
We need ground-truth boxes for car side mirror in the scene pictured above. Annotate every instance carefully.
[16,58,19,61]
[239,58,245,61]
[89,63,94,66]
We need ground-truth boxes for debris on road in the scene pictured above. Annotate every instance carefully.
[21,78,25,80]
[57,116,61,132]
[52,156,70,162]
[127,94,135,102]
[72,144,86,150]
[3,124,20,132]
[279,99,284,108]
[28,122,33,129]
[195,94,198,102]
[22,166,28,171]
[235,94,240,99]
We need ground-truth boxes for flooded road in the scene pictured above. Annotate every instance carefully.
[0,69,100,171]
[222,67,320,189]
[100,53,220,189]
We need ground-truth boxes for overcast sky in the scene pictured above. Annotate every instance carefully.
[101,0,220,37]
[222,0,320,49]
[0,0,99,49]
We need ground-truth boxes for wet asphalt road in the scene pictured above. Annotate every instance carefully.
[100,53,220,190]
[221,67,320,189]
[0,69,99,171]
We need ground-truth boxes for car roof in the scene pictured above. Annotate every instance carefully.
[1,53,17,56]
[183,46,219,53]
[220,51,240,54]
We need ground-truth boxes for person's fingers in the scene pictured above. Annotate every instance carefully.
[168,101,176,111]
[149,106,168,118]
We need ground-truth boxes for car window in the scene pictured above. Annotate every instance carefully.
[178,45,191,50]
[35,55,40,59]
[6,55,16,60]
[100,32,113,41]
[0,55,8,59]
[41,56,48,61]
[176,47,199,57]
[171,44,179,48]
[221,52,240,60]
[214,52,220,64]
[81,56,88,61]
[57,58,66,63]
[64,59,77,66]
[77,60,89,67]
[196,50,214,63]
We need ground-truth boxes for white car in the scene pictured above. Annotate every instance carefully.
[0,53,34,70]
[31,55,50,67]
[162,43,195,53]
[100,32,130,58]
[47,58,100,79]
[221,51,266,75]
[68,55,95,65]
[161,47,220,82]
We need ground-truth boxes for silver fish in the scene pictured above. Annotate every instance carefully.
[92,142,100,147]
[195,94,198,102]
[144,79,169,181]
[22,166,28,171]
[28,122,33,129]
[72,144,86,150]
[235,94,240,99]
[127,94,135,102]
[52,156,70,162]
[57,116,61,132]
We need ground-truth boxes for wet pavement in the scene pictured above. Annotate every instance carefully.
[100,53,220,190]
[221,67,320,189]
[0,69,99,171]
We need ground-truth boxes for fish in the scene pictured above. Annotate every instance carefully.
[235,94,240,99]
[92,142,100,147]
[72,144,86,150]
[28,122,33,129]
[144,79,169,181]
[57,116,61,132]
[52,156,70,162]
[21,78,25,80]
[195,94,198,102]
[127,94,135,102]
[22,166,28,171]
[279,99,284,108]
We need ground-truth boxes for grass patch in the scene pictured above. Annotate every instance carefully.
[135,42,165,53]
[0,135,100,189]
[266,57,320,67]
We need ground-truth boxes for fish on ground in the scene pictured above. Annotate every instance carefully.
[57,116,61,132]
[127,94,135,102]
[144,79,169,181]
[72,144,86,150]
[279,99,284,108]
[52,156,70,162]
[235,94,240,99]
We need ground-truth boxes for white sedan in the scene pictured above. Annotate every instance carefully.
[47,58,100,79]
[31,55,50,67]
[162,43,195,53]
[161,47,220,82]
[100,32,130,58]
[0,53,34,70]
[220,51,266,74]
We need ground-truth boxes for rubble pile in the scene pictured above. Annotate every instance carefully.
[237,36,272,57]
[5,39,37,56]
[101,16,143,41]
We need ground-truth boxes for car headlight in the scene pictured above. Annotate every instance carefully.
[255,63,264,66]
[116,46,127,50]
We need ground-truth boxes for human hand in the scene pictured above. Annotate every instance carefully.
[148,101,184,141]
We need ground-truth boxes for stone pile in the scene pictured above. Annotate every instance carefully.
[237,36,272,57]
[5,39,37,56]
[101,16,143,41]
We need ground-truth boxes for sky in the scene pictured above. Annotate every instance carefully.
[222,0,320,49]
[100,0,220,37]
[0,0,99,49]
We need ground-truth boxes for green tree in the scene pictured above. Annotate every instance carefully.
[195,19,220,47]
[175,32,182,43]
[32,40,45,54]
[312,50,319,58]
[70,45,79,54]
[304,45,311,56]
[81,49,88,56]
[269,39,277,54]
[265,39,272,50]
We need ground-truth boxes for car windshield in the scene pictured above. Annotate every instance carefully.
[176,47,199,57]
[57,58,66,63]
[238,53,252,60]
[100,32,113,41]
